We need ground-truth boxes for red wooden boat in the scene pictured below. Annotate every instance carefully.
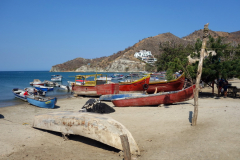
[112,85,195,107]
[72,74,119,96]
[147,73,185,94]
[119,74,150,93]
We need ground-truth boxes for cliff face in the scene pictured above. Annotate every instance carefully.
[74,58,145,72]
[50,30,240,72]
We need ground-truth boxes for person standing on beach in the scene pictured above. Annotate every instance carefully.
[223,79,228,98]
[218,78,224,96]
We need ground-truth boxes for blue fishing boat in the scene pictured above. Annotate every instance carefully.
[34,85,54,91]
[27,95,57,109]
[99,93,146,101]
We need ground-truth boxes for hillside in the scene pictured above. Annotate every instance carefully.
[50,30,240,72]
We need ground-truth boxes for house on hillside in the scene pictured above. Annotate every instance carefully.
[134,50,157,64]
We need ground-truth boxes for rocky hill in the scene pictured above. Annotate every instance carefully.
[50,30,240,72]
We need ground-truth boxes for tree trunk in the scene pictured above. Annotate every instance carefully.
[192,23,209,126]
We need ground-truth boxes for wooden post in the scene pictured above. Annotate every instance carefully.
[120,134,131,160]
[192,23,209,126]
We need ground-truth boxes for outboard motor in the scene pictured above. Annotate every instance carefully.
[38,90,46,96]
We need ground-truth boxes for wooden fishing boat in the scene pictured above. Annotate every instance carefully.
[27,95,57,109]
[119,74,150,93]
[32,111,140,155]
[112,85,195,107]
[72,74,119,96]
[147,73,185,94]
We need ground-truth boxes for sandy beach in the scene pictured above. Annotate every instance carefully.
[1,79,240,160]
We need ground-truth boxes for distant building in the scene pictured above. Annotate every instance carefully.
[134,50,157,64]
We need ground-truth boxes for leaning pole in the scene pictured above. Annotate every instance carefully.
[192,23,209,126]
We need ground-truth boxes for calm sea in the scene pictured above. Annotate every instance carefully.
[0,71,130,108]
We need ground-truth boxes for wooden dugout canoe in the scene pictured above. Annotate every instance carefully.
[112,85,195,107]
[32,111,140,155]
[147,73,185,94]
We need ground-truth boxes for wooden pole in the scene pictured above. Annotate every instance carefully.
[192,23,209,126]
[120,134,131,160]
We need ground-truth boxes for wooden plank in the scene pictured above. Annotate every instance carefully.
[120,134,131,160]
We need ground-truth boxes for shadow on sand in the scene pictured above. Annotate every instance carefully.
[35,129,120,153]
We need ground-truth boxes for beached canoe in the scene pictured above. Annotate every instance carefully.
[112,85,195,107]
[99,93,146,101]
[147,73,185,93]
[27,95,57,108]
[32,111,140,155]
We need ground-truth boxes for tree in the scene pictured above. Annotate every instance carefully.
[156,41,194,72]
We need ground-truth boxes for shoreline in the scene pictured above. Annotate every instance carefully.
[0,80,240,159]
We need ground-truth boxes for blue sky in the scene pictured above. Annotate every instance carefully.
[0,0,239,71]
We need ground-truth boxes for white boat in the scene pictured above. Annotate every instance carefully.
[57,84,71,92]
[33,111,140,155]
[12,88,29,101]
[51,75,62,82]
[30,79,45,86]
[96,77,112,81]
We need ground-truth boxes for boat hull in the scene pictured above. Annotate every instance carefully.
[147,74,185,93]
[32,111,140,155]
[72,83,119,96]
[99,93,145,101]
[12,88,28,101]
[27,96,57,108]
[119,75,150,93]
[112,85,195,107]
[34,86,54,91]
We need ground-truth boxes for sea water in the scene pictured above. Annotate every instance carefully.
[0,71,130,108]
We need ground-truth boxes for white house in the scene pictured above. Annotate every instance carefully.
[134,50,157,64]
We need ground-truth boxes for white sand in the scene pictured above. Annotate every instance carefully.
[0,80,240,160]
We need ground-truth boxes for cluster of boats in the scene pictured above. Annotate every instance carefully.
[13,73,194,108]
[12,75,64,108]
[71,72,195,107]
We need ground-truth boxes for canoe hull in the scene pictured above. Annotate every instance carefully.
[112,85,195,107]
[72,83,119,96]
[147,74,185,93]
[27,97,57,108]
[99,93,145,101]
[32,111,140,155]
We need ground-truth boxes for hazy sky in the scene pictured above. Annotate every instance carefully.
[0,0,239,71]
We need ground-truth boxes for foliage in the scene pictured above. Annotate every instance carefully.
[155,41,194,78]
[155,36,240,83]
[145,63,156,72]
[192,35,240,82]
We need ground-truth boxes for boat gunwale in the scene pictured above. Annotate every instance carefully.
[119,74,150,85]
[149,73,185,85]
